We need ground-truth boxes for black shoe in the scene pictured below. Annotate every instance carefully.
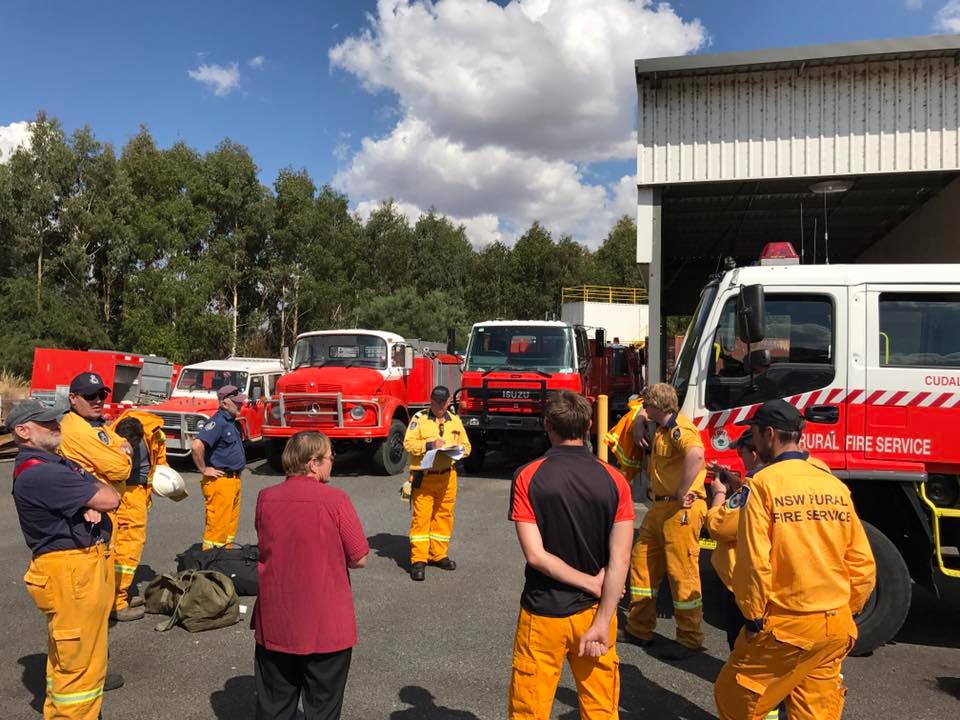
[410,563,426,581]
[616,628,655,647]
[104,673,125,692]
[428,557,456,571]
[656,643,704,661]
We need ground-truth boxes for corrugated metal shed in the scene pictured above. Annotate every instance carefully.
[636,36,960,185]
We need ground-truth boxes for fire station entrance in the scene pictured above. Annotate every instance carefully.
[635,35,960,382]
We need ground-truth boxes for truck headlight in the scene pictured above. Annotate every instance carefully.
[350,405,366,420]
[270,406,282,421]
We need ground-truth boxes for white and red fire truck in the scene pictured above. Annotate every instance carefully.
[145,357,285,457]
[670,242,960,652]
[455,320,643,471]
[262,329,461,475]
[30,347,181,418]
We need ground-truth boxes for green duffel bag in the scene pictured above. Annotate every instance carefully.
[143,569,240,633]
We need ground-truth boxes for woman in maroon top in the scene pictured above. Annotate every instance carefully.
[252,431,369,720]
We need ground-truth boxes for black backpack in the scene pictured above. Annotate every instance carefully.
[176,543,259,596]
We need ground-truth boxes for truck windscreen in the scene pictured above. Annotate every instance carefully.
[176,369,249,393]
[464,326,574,372]
[671,281,719,406]
[292,335,388,369]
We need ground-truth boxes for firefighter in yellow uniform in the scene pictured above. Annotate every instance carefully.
[10,399,121,720]
[602,395,646,481]
[715,400,876,720]
[621,382,706,660]
[108,410,167,620]
[58,373,133,534]
[402,385,471,582]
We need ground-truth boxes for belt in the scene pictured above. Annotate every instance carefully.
[213,469,242,476]
[420,468,452,476]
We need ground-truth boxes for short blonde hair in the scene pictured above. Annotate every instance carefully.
[643,383,679,414]
[282,431,331,476]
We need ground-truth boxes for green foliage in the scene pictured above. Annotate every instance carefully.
[0,113,649,376]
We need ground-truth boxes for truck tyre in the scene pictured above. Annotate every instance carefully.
[372,419,407,476]
[851,521,912,656]
[265,439,286,473]
[463,448,486,474]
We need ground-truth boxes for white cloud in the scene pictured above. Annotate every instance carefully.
[935,0,960,30]
[248,55,265,69]
[0,121,32,163]
[329,0,701,246]
[188,61,241,96]
[330,0,705,161]
[354,198,504,246]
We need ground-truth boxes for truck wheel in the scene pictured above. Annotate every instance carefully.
[372,419,407,476]
[265,439,286,473]
[463,448,486,474]
[851,522,912,655]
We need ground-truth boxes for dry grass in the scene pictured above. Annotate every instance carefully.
[0,370,31,426]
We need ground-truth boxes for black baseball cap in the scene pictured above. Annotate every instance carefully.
[6,399,66,428]
[69,372,111,395]
[430,385,451,402]
[737,399,804,432]
[731,428,754,450]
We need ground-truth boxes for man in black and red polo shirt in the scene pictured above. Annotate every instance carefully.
[508,390,634,720]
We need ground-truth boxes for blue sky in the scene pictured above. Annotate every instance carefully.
[1,0,956,246]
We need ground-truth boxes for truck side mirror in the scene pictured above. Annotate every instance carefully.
[737,284,766,344]
[446,327,456,355]
[403,346,415,370]
[595,328,606,357]
[280,346,291,371]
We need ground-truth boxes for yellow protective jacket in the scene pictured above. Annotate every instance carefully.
[733,452,877,620]
[59,410,132,484]
[110,409,168,479]
[603,398,645,481]
[648,412,706,498]
[708,455,831,592]
[403,409,471,471]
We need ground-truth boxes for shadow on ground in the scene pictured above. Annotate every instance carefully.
[368,532,411,571]
[389,685,480,719]
[210,674,256,719]
[18,653,46,713]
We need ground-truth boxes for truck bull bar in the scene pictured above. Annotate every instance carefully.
[455,373,549,429]
[266,393,382,429]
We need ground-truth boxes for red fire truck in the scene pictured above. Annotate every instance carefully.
[669,242,960,652]
[145,357,285,457]
[30,347,181,417]
[262,329,461,475]
[455,320,643,471]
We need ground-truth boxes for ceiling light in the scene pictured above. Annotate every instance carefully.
[809,179,854,195]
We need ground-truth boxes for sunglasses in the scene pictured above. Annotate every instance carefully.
[81,390,109,402]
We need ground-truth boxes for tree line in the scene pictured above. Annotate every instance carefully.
[0,113,644,377]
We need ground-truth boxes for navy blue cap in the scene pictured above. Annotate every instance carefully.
[6,399,66,427]
[430,385,451,402]
[69,372,110,395]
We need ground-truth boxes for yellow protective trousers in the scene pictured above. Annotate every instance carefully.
[714,608,856,720]
[409,469,457,564]
[508,605,620,720]
[201,474,241,549]
[104,481,127,548]
[112,484,153,610]
[23,545,112,720]
[627,498,706,649]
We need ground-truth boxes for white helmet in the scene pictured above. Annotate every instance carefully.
[151,465,188,501]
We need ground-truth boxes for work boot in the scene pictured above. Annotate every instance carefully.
[128,595,145,608]
[110,606,145,622]
[617,628,655,648]
[656,643,704,661]
[104,673,125,692]
[410,562,426,581]
[428,557,456,571]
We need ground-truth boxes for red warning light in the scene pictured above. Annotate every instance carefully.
[759,242,800,265]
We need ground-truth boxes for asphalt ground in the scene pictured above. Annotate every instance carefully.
[1,450,959,720]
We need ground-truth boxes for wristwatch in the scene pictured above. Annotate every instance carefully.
[744,618,764,633]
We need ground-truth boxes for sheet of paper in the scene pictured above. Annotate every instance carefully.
[420,445,465,469]
[420,448,439,469]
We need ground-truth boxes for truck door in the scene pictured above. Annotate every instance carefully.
[700,289,847,469]
[863,287,960,468]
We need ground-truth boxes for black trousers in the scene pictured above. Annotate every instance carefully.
[255,644,352,720]
[721,585,745,651]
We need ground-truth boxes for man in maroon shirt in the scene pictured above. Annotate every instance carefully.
[252,431,368,720]
[508,390,635,719]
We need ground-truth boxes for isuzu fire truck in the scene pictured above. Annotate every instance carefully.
[30,347,181,418]
[671,242,960,653]
[455,320,643,471]
[262,329,461,475]
[145,357,285,457]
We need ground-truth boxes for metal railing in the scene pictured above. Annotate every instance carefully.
[561,285,648,305]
